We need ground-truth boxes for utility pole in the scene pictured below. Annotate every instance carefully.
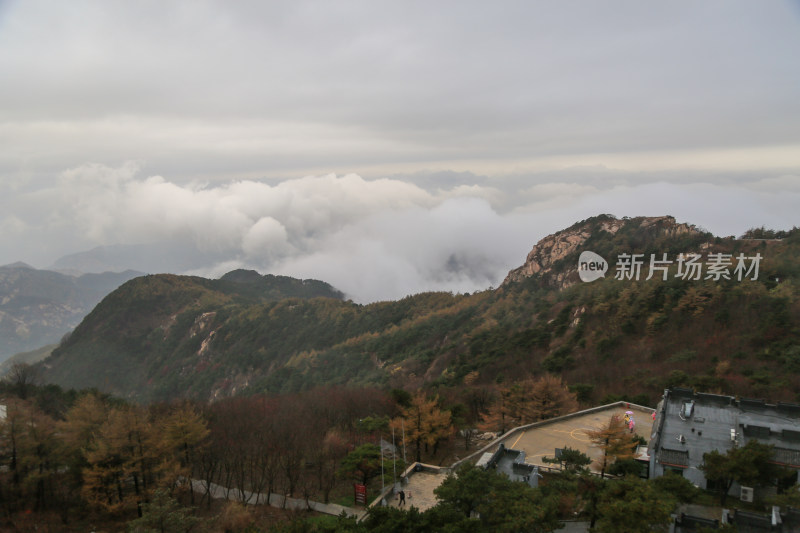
[401,419,407,465]
[392,425,397,484]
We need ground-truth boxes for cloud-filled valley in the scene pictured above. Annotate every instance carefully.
[0,163,795,303]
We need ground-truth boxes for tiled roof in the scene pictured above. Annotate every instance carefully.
[658,447,689,467]
[731,509,772,532]
[742,424,771,438]
[772,447,800,467]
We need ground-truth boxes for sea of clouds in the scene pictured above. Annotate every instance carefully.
[0,162,797,303]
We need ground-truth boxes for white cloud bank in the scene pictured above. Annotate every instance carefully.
[1,163,797,303]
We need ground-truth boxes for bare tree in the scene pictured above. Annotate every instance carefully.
[5,363,40,400]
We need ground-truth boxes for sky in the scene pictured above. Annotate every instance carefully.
[0,0,798,302]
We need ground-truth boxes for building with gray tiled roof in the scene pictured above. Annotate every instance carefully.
[648,388,800,500]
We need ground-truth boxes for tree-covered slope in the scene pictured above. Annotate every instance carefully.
[39,216,800,405]
[40,271,346,400]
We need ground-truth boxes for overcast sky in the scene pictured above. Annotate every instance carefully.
[0,1,798,302]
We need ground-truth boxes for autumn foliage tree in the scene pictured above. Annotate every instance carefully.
[157,404,209,504]
[0,399,65,513]
[480,375,578,434]
[62,399,209,517]
[479,383,517,435]
[393,392,452,462]
[81,406,161,514]
[584,415,637,478]
[526,374,578,421]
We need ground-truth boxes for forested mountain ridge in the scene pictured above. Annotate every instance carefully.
[39,215,800,405]
[40,271,345,400]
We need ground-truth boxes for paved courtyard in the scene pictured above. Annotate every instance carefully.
[497,404,654,474]
[385,470,448,511]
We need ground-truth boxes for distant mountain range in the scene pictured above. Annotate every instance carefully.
[0,264,142,361]
[49,241,227,274]
[37,215,800,406]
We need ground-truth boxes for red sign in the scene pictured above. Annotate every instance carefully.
[354,483,367,505]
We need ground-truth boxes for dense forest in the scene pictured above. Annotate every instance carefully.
[0,380,393,530]
[0,374,585,531]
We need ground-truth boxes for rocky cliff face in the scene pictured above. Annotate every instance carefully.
[501,215,700,289]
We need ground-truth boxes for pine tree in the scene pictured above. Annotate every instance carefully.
[126,488,200,533]
[339,443,382,485]
[701,440,778,506]
[594,477,676,533]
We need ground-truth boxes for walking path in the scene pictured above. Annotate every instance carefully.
[190,479,366,520]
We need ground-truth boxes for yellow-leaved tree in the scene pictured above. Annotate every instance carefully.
[157,404,209,504]
[478,383,519,435]
[81,405,179,516]
[480,375,578,434]
[525,374,579,422]
[584,415,637,478]
[393,392,452,462]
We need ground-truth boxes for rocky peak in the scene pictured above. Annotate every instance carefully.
[501,215,700,289]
